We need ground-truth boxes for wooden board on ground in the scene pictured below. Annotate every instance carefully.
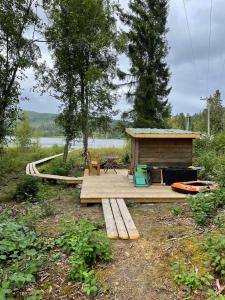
[102,199,118,239]
[116,199,140,239]
[110,199,129,239]
[102,198,140,240]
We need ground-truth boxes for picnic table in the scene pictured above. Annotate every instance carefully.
[104,155,119,174]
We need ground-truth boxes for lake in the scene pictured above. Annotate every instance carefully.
[38,137,126,148]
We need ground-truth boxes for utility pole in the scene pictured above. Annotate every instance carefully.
[186,114,190,131]
[200,96,212,136]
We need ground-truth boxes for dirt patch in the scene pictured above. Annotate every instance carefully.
[34,191,208,300]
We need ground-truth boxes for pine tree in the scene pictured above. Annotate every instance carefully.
[210,89,224,134]
[122,0,171,128]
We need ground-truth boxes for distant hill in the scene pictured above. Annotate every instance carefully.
[24,110,124,138]
[26,111,57,123]
[25,111,63,137]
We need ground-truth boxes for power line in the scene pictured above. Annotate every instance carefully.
[206,0,213,94]
[182,0,198,79]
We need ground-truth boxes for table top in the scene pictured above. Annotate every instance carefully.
[104,156,119,160]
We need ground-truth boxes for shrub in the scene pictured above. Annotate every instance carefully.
[15,176,41,203]
[0,220,48,298]
[172,261,213,292]
[56,219,113,297]
[171,206,184,216]
[189,189,225,225]
[205,234,225,279]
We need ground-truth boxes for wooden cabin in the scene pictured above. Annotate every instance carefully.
[126,128,201,183]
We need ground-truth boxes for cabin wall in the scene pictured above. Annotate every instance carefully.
[130,138,193,183]
[138,138,193,167]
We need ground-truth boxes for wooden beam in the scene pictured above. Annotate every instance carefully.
[110,199,129,239]
[102,199,118,239]
[116,199,140,239]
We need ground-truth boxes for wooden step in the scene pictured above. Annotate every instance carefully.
[102,198,140,240]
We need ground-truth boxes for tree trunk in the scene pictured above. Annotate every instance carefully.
[80,73,89,165]
[63,138,70,163]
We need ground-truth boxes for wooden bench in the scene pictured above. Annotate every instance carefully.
[26,153,83,184]
[102,198,140,240]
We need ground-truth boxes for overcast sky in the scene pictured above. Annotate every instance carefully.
[21,0,225,117]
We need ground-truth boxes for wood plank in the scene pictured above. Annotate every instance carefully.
[26,164,31,175]
[110,199,129,239]
[102,199,118,239]
[29,163,36,175]
[32,163,40,175]
[116,199,140,239]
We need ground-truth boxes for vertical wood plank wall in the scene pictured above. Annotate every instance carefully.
[131,137,193,168]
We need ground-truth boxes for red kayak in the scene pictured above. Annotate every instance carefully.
[171,181,218,194]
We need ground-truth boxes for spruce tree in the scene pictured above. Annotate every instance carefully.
[122,0,171,128]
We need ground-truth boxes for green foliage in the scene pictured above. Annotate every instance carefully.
[189,189,225,225]
[15,176,41,203]
[205,234,225,279]
[56,219,113,297]
[169,89,225,134]
[208,289,225,300]
[214,213,225,228]
[42,0,119,158]
[15,112,33,149]
[0,0,41,146]
[121,0,171,128]
[172,261,213,292]
[0,219,47,298]
[49,163,70,176]
[172,206,184,216]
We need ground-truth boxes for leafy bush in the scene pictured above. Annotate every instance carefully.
[189,189,225,225]
[15,176,41,203]
[205,234,225,279]
[0,220,48,298]
[56,219,113,297]
[171,206,184,216]
[50,164,70,176]
[172,261,213,292]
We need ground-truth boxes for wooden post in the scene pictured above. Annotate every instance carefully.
[134,138,139,166]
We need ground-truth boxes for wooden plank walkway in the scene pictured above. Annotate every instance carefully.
[26,153,83,184]
[102,198,140,240]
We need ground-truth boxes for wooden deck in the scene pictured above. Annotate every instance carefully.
[80,169,186,203]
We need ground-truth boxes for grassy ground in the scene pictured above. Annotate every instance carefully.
[0,146,224,299]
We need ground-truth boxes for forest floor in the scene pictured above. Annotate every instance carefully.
[1,183,212,300]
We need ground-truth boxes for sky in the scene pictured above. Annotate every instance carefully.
[21,0,225,117]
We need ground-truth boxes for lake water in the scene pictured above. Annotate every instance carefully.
[38,137,126,148]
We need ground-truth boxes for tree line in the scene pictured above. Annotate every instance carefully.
[168,90,225,135]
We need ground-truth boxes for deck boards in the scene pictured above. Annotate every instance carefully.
[102,198,139,240]
[80,169,186,203]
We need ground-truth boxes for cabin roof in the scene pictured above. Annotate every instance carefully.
[126,128,201,139]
